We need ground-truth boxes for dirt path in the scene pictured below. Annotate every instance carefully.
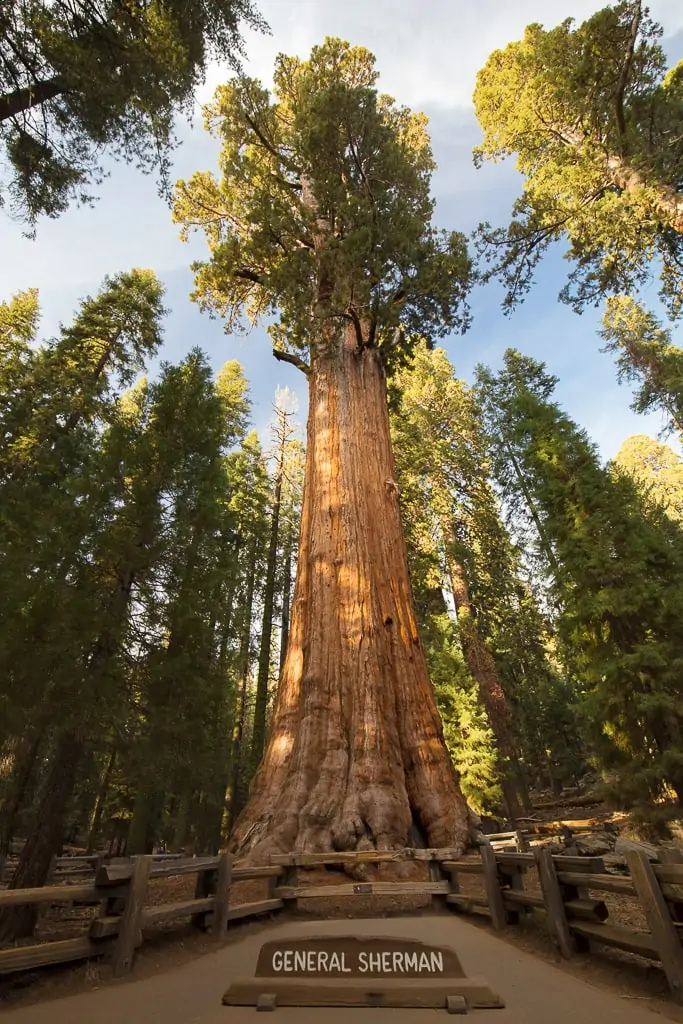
[1,915,680,1024]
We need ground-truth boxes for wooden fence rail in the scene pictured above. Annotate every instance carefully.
[0,852,281,978]
[3,844,683,1001]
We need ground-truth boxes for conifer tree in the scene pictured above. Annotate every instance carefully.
[473,1,683,317]
[477,350,683,814]
[173,38,474,859]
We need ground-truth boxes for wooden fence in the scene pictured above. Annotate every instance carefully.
[0,852,280,978]
[3,844,683,1003]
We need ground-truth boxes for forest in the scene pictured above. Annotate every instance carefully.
[1,0,683,944]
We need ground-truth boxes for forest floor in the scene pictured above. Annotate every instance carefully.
[0,799,679,1016]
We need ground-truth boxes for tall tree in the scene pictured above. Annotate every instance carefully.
[473,2,683,317]
[0,0,266,224]
[251,395,298,769]
[391,342,527,819]
[173,38,474,859]
[477,350,683,815]
[600,296,683,436]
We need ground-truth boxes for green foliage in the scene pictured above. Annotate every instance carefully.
[601,296,683,435]
[473,2,683,316]
[173,38,472,364]
[392,341,584,798]
[477,349,683,806]
[424,613,502,815]
[0,0,267,224]
[613,433,683,523]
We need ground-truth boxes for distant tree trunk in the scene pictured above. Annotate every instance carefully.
[224,550,257,835]
[0,727,45,859]
[279,528,293,678]
[230,327,470,861]
[0,568,135,940]
[0,730,83,941]
[86,745,117,854]
[252,447,284,766]
[444,532,525,824]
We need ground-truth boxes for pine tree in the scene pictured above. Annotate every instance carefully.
[600,297,683,436]
[0,0,266,223]
[477,350,683,816]
[473,1,683,317]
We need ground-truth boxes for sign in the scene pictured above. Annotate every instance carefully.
[255,936,465,979]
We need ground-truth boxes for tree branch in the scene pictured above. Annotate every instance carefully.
[235,268,263,285]
[615,1,642,149]
[272,349,310,375]
[0,76,65,123]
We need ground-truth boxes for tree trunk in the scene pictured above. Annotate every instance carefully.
[252,451,284,767]
[279,528,293,678]
[444,538,524,824]
[230,329,470,861]
[224,552,257,835]
[0,730,83,941]
[86,746,117,854]
[0,727,45,859]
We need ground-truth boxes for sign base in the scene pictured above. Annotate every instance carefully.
[223,976,504,1012]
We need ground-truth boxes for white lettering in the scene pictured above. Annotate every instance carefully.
[272,951,283,972]
[418,952,430,971]
[318,952,329,971]
[358,952,369,973]
[392,952,404,972]
[306,951,315,971]
[283,951,293,972]
[341,952,351,973]
[381,952,391,972]
[294,951,306,971]
[404,952,418,971]
[369,953,381,971]
[429,952,443,973]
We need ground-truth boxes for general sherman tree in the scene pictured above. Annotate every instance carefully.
[173,39,473,860]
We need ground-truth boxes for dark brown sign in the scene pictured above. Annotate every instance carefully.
[255,936,465,979]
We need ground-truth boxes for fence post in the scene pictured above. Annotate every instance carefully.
[212,851,233,939]
[534,847,574,959]
[112,855,152,977]
[480,846,506,930]
[627,850,683,1003]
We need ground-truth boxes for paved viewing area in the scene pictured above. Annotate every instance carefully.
[1,916,672,1024]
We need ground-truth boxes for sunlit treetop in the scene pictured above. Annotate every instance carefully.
[473,1,683,317]
[173,38,472,372]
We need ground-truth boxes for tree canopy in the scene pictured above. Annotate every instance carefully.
[173,37,472,367]
[473,1,683,316]
[0,0,267,224]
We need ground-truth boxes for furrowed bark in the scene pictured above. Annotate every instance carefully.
[230,324,470,861]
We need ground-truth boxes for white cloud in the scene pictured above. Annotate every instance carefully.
[200,0,683,110]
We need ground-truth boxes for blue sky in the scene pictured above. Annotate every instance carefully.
[2,0,682,453]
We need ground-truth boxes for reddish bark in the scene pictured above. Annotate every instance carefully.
[231,325,470,861]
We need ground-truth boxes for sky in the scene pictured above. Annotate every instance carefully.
[2,0,683,453]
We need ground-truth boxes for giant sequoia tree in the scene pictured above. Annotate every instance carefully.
[473,1,683,316]
[173,39,474,860]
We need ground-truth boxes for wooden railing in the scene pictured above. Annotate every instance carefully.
[0,852,281,978]
[3,843,683,1002]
